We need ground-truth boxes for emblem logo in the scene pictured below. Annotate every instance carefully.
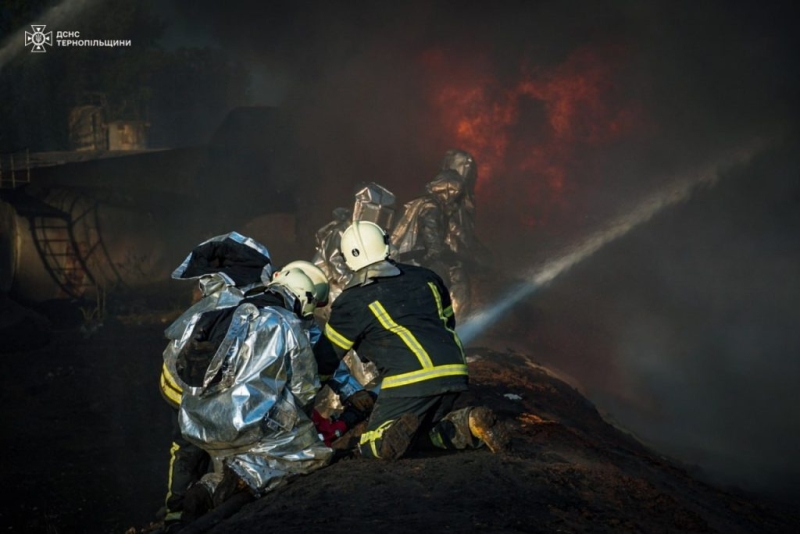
[24,25,53,53]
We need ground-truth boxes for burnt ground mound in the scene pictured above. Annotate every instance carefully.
[0,301,798,533]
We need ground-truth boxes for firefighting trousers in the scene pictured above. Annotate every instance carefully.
[164,410,210,522]
[358,392,479,459]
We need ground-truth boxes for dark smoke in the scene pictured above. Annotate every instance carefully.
[528,139,800,501]
[158,0,800,501]
[5,0,797,503]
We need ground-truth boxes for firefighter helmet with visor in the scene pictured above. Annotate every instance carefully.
[269,267,317,317]
[277,260,330,307]
[340,221,390,271]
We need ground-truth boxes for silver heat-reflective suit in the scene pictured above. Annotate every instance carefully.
[312,207,353,306]
[390,169,473,316]
[162,232,336,498]
[174,287,333,496]
[161,232,276,521]
[313,183,396,307]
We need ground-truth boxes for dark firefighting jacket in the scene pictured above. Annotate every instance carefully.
[316,261,468,398]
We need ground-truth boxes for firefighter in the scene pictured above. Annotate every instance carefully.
[159,235,370,531]
[391,169,473,316]
[159,232,273,531]
[278,260,377,441]
[314,221,507,460]
[174,266,333,522]
[440,148,483,257]
[312,207,353,308]
[312,183,396,315]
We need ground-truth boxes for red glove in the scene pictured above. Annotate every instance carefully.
[311,409,348,446]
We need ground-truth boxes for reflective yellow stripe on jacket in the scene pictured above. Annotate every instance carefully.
[381,364,468,389]
[325,322,354,351]
[368,301,434,368]
[428,282,465,359]
[160,363,183,407]
[368,299,468,390]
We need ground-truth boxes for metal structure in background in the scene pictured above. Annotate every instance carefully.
[1,155,122,299]
[29,190,121,299]
[0,151,32,190]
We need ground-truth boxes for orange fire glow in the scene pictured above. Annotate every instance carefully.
[423,44,650,229]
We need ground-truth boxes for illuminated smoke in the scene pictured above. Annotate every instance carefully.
[424,44,649,229]
[456,140,768,345]
[0,0,101,71]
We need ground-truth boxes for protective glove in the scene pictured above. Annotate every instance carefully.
[344,390,376,414]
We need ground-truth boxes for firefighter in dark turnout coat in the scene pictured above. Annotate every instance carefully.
[314,221,507,460]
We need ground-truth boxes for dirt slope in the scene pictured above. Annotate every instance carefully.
[1,306,796,534]
[158,349,799,534]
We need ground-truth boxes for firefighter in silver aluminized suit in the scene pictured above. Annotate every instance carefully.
[440,149,483,258]
[390,169,473,316]
[172,267,333,523]
[159,233,368,531]
[390,149,485,317]
[312,183,397,311]
[159,232,274,530]
[311,185,395,418]
[312,206,353,308]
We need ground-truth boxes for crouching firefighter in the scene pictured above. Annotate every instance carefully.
[171,266,335,524]
[159,234,371,530]
[159,232,275,530]
[314,221,508,460]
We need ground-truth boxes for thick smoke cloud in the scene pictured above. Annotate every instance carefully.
[167,0,800,500]
[524,140,800,499]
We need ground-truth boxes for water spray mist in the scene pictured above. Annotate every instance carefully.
[456,142,767,345]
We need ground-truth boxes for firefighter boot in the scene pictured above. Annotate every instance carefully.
[180,482,213,525]
[468,406,509,453]
[212,465,250,508]
[378,413,420,460]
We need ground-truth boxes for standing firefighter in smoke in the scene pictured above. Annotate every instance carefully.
[439,148,482,256]
[314,221,508,460]
[312,182,396,309]
[391,167,474,316]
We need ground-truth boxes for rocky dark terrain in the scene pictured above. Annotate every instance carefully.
[1,302,797,533]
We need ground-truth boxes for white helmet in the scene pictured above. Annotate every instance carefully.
[340,221,389,271]
[268,267,317,317]
[277,260,330,306]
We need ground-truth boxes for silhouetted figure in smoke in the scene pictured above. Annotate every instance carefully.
[440,148,481,255]
[391,168,475,316]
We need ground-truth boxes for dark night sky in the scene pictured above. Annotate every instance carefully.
[3,0,800,501]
